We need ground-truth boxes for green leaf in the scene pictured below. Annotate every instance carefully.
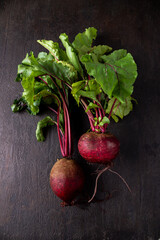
[78,90,100,103]
[71,79,101,105]
[72,86,100,105]
[11,97,27,112]
[57,61,78,83]
[85,102,99,112]
[101,49,127,62]
[71,80,86,104]
[36,116,56,141]
[59,33,84,77]
[111,114,119,123]
[38,59,77,84]
[34,81,49,94]
[37,40,68,61]
[19,52,45,78]
[98,116,110,126]
[101,50,138,102]
[37,52,54,61]
[33,89,61,107]
[21,76,39,115]
[72,27,97,56]
[106,96,134,121]
[81,54,116,99]
[91,45,112,58]
[17,51,76,85]
[81,49,138,103]
[72,80,86,94]
[88,79,101,93]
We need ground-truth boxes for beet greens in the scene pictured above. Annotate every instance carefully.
[11,27,138,204]
[11,50,77,158]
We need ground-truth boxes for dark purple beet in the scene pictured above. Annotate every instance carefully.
[50,158,85,203]
[78,132,120,164]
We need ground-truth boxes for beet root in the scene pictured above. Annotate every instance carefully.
[78,132,120,164]
[50,158,85,203]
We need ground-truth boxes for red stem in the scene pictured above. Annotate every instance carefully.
[108,99,117,120]
[62,82,68,105]
[38,77,48,85]
[81,98,95,132]
[63,103,68,157]
[65,103,71,156]
[39,76,66,157]
[48,107,64,143]
[114,102,121,114]
[105,98,117,130]
[48,106,58,115]
[50,76,71,157]
[57,107,65,157]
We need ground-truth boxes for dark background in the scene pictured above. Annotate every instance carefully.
[0,0,160,239]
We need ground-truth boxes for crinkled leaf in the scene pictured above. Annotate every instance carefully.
[81,49,137,103]
[34,89,61,107]
[71,80,86,104]
[18,52,45,78]
[77,90,100,103]
[36,116,56,141]
[11,97,27,112]
[38,59,77,84]
[81,54,116,99]
[90,45,112,58]
[37,40,68,61]
[17,51,76,86]
[98,116,110,126]
[34,81,49,94]
[85,102,99,112]
[101,49,127,62]
[21,76,39,115]
[57,61,78,83]
[106,96,134,121]
[88,79,101,94]
[59,33,84,77]
[71,80,86,95]
[72,79,101,105]
[72,27,97,56]
[101,49,138,102]
[37,52,54,61]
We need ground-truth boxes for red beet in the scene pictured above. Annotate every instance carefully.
[50,158,85,203]
[78,132,120,164]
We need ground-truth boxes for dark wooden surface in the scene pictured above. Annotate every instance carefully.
[0,0,160,239]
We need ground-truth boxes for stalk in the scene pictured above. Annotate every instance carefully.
[57,107,65,157]
[81,98,95,132]
[108,98,117,119]
[50,76,72,158]
[63,102,68,157]
[105,98,117,130]
[38,76,67,157]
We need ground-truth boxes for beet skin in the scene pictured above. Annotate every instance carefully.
[50,158,84,203]
[78,132,120,164]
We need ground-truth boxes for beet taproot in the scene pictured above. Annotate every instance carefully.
[50,158,85,203]
[78,132,120,164]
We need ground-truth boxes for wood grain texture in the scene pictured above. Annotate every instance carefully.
[0,0,160,239]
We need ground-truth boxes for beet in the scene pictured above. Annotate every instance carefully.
[50,158,85,203]
[78,132,120,164]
